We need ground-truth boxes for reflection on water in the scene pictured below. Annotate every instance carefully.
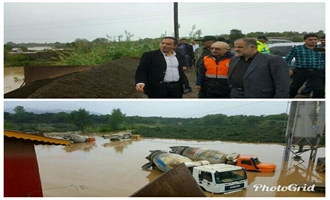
[102,140,133,153]
[4,67,25,93]
[63,142,97,153]
[275,159,325,196]
[246,170,275,185]
[35,135,325,197]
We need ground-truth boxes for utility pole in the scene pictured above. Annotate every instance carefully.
[174,2,179,41]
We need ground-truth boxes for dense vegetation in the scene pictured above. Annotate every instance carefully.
[4,28,325,67]
[5,106,308,144]
[132,114,289,143]
[4,106,192,133]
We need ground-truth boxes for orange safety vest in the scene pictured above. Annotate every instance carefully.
[203,56,230,79]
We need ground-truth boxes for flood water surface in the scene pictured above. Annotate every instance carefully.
[4,67,24,93]
[35,136,325,197]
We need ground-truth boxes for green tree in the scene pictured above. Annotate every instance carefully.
[229,29,245,45]
[4,44,13,52]
[201,114,227,126]
[13,106,29,123]
[73,38,92,53]
[52,112,69,123]
[188,25,202,39]
[4,120,16,130]
[92,37,109,45]
[108,108,126,131]
[291,35,304,42]
[124,30,134,41]
[68,108,92,133]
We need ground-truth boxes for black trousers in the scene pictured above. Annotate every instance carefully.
[148,82,183,98]
[290,68,325,98]
[182,73,191,89]
[206,93,230,98]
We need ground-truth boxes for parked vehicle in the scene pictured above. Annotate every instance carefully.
[102,133,132,141]
[234,155,275,173]
[170,146,276,173]
[65,133,96,143]
[142,150,207,172]
[109,133,132,141]
[192,164,247,194]
[268,42,304,56]
[142,150,248,194]
[268,42,304,69]
[267,39,293,44]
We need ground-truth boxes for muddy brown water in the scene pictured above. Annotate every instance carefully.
[4,67,24,94]
[35,134,325,197]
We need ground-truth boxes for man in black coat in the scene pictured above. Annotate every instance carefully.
[179,38,194,68]
[228,38,289,98]
[135,37,186,98]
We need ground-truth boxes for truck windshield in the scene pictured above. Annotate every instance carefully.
[214,169,247,184]
[253,158,261,165]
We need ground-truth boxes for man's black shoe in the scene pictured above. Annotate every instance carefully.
[184,88,192,94]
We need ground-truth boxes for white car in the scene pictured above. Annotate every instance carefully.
[268,42,305,69]
[267,39,293,44]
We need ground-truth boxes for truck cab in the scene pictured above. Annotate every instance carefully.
[191,164,247,194]
[235,155,276,173]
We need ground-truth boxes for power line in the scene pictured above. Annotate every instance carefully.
[4,2,323,42]
[4,3,292,31]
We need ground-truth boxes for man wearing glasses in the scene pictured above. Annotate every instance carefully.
[195,41,235,98]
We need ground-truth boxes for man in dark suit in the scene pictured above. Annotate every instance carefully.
[178,38,194,69]
[228,38,289,98]
[135,37,186,98]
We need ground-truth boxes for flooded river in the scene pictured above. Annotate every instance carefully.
[4,67,24,94]
[35,134,325,197]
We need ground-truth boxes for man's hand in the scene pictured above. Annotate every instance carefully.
[135,83,145,92]
[195,86,201,91]
[289,70,293,76]
[183,66,188,71]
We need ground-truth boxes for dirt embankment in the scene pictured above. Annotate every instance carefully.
[4,56,311,99]
[4,57,199,98]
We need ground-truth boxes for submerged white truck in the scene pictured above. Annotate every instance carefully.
[142,150,247,194]
[191,164,247,194]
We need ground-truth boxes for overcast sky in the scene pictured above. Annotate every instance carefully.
[2,0,326,43]
[3,100,291,118]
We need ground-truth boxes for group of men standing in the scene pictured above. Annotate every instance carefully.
[135,34,325,99]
